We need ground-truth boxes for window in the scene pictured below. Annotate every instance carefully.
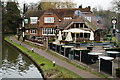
[84,33,90,38]
[84,24,88,28]
[80,23,83,28]
[64,17,72,20]
[30,17,38,24]
[42,28,55,35]
[76,34,79,38]
[85,17,91,22]
[80,33,83,38]
[30,29,37,34]
[76,23,79,28]
[44,17,54,23]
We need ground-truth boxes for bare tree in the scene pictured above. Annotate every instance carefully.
[37,0,76,10]
[111,0,120,30]
[111,0,120,12]
[28,2,38,10]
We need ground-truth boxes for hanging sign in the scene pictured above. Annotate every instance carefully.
[24,18,28,24]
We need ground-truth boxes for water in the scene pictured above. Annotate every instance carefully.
[1,41,42,78]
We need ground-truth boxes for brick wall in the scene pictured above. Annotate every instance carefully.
[38,13,60,36]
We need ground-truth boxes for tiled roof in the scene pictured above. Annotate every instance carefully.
[25,24,38,29]
[24,7,106,30]
[57,17,85,29]
[90,16,107,30]
[53,8,91,19]
[24,10,45,18]
[24,7,91,19]
[57,16,106,31]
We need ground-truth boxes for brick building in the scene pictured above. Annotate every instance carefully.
[24,7,106,41]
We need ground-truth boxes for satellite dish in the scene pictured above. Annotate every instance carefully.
[74,10,81,16]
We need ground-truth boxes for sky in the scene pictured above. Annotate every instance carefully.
[2,0,114,10]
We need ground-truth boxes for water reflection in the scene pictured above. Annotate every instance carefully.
[2,41,42,78]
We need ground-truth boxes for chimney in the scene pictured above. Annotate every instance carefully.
[88,6,91,11]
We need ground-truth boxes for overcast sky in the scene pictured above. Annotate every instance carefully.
[3,0,114,10]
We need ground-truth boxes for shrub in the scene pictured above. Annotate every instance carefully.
[17,34,21,40]
[48,38,55,42]
[116,68,120,78]
[70,50,74,54]
[105,48,120,52]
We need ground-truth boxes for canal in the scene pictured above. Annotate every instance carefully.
[1,41,42,78]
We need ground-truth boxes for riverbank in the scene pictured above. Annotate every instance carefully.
[4,36,82,78]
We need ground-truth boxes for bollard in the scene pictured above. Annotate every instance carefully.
[53,61,55,67]
[31,48,34,52]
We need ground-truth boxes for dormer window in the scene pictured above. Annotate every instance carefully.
[44,17,54,23]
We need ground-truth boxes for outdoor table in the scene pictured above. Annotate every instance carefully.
[75,43,80,48]
[98,56,114,75]
[52,42,57,51]
[103,45,113,49]
[102,42,110,45]
[49,42,52,49]
[73,48,90,64]
[88,52,102,64]
[87,46,93,50]
[62,46,74,58]
[88,52,103,56]
[106,51,120,59]
[56,44,65,53]
[73,48,85,62]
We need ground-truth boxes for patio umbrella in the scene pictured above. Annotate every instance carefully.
[69,28,90,42]
[58,31,62,41]
[90,31,94,40]
[69,28,90,33]
[62,30,70,32]
[65,31,73,41]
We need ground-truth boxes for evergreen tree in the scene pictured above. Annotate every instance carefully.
[3,1,20,33]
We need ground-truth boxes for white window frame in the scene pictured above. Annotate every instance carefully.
[44,17,54,23]
[42,28,55,36]
[30,17,38,24]
[64,17,72,20]
[30,29,37,34]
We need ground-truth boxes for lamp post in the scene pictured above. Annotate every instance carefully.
[111,17,117,36]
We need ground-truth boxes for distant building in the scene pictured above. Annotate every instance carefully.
[24,6,106,41]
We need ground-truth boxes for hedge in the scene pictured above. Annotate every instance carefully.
[116,68,120,78]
